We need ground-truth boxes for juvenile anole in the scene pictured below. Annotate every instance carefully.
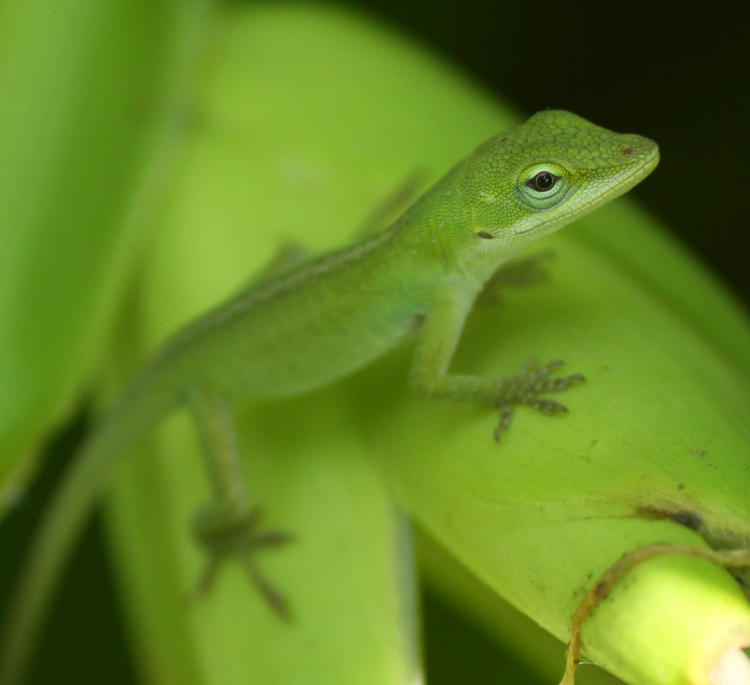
[0,110,659,682]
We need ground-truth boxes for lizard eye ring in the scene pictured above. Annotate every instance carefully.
[517,162,569,211]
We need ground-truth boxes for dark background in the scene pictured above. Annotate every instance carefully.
[2,2,748,683]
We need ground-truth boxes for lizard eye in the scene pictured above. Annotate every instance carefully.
[525,171,559,192]
[517,162,569,211]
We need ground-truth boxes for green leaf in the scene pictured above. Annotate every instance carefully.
[362,202,750,682]
[0,0,209,510]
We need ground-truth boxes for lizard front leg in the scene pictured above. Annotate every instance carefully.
[410,291,585,441]
[185,386,293,619]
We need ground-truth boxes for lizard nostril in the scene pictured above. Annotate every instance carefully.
[621,146,634,158]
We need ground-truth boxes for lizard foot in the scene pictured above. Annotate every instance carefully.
[493,359,585,442]
[189,503,294,620]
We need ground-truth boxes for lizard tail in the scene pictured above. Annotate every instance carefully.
[0,368,180,684]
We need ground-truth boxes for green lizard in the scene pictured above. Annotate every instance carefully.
[0,110,658,682]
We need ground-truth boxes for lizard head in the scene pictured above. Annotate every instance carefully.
[451,110,659,276]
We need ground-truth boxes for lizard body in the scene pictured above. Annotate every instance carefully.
[0,110,658,682]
